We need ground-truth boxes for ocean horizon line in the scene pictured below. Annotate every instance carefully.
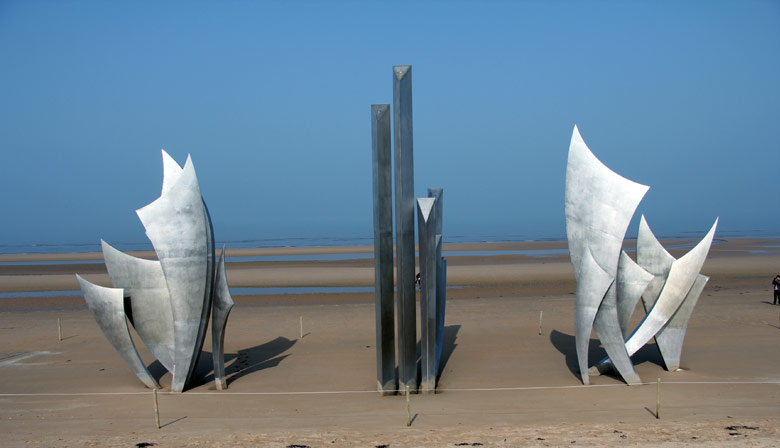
[0,229,776,255]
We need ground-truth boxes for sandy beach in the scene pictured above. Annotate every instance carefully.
[1,238,779,447]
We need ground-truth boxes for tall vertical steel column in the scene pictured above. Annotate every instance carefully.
[371,104,396,395]
[428,188,446,370]
[393,65,417,391]
[417,197,439,394]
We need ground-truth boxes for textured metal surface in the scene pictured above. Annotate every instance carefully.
[436,257,447,370]
[76,275,159,389]
[161,149,184,196]
[417,197,438,394]
[211,247,233,390]
[615,251,654,338]
[654,274,708,371]
[574,247,614,385]
[136,153,215,393]
[594,219,718,374]
[565,125,649,280]
[636,215,676,312]
[428,188,445,371]
[565,125,648,384]
[593,282,641,384]
[371,103,396,394]
[623,219,717,356]
[101,240,175,372]
[393,65,417,391]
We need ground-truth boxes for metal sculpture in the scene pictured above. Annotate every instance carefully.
[136,154,215,393]
[77,150,233,392]
[417,195,446,394]
[101,240,175,372]
[371,103,397,395]
[615,251,654,338]
[565,125,647,385]
[592,216,716,375]
[211,247,234,390]
[393,65,418,391]
[565,125,717,384]
[428,188,447,372]
[371,66,448,394]
[76,275,159,389]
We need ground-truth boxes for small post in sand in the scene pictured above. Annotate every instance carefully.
[656,378,661,419]
[58,318,62,342]
[300,316,303,339]
[405,384,411,426]
[538,311,543,335]
[153,388,161,429]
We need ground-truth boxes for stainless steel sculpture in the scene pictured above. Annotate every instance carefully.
[653,274,708,371]
[101,240,175,372]
[211,247,234,391]
[591,217,717,375]
[371,103,396,395]
[136,154,215,393]
[623,219,717,357]
[371,66,448,394]
[615,251,654,338]
[428,188,447,371]
[565,125,648,385]
[417,196,442,394]
[77,150,234,392]
[76,275,159,389]
[566,125,717,384]
[393,65,417,391]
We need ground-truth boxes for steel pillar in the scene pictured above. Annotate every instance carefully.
[371,103,397,395]
[393,65,417,391]
[428,188,446,370]
[417,197,439,394]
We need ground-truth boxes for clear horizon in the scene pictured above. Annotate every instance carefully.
[1,1,777,248]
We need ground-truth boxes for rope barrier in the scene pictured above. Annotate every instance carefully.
[0,380,777,397]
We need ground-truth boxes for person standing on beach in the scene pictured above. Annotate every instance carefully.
[773,275,780,305]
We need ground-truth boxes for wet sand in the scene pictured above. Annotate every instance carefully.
[0,238,779,446]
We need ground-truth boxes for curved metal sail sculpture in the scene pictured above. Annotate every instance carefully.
[76,275,159,390]
[592,216,716,375]
[77,150,233,392]
[565,125,717,384]
[565,125,648,385]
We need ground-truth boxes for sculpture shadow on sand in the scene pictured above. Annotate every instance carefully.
[550,329,666,381]
[163,336,297,389]
[437,324,460,383]
[549,330,605,381]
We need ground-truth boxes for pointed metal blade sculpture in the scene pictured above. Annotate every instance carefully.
[211,247,234,390]
[615,251,654,338]
[654,274,708,371]
[79,150,233,393]
[101,240,175,372]
[76,275,159,389]
[592,217,718,375]
[136,154,215,393]
[574,247,615,385]
[565,125,648,385]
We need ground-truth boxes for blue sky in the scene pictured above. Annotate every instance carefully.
[0,1,778,247]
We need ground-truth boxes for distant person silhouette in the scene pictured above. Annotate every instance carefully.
[773,275,780,305]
